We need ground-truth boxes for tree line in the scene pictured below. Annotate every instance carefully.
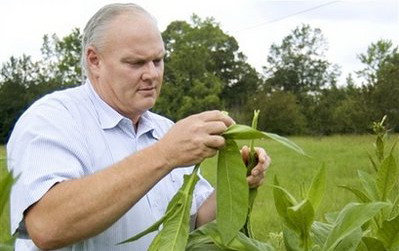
[0,15,398,143]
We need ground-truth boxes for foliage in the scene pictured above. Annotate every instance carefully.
[154,15,263,122]
[263,24,340,97]
[0,169,16,250]
[119,112,305,250]
[272,116,399,250]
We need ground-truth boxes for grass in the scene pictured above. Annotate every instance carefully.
[0,145,10,242]
[1,134,397,243]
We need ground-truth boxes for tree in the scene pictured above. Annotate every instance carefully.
[356,39,398,86]
[264,24,340,98]
[155,15,263,121]
[371,52,399,131]
[248,90,307,135]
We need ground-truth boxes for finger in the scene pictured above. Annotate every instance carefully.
[240,145,250,163]
[199,110,235,127]
[247,173,265,188]
[204,135,226,149]
[204,121,228,135]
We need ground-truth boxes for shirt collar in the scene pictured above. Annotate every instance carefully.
[84,80,160,139]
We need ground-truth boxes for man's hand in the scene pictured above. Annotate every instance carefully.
[241,146,271,188]
[156,110,235,169]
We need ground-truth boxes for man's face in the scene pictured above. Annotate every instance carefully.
[88,13,165,123]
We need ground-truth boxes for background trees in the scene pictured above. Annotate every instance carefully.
[0,16,398,144]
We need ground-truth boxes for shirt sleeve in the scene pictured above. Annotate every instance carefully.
[7,98,90,236]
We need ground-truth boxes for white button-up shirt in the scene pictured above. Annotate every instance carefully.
[7,81,214,250]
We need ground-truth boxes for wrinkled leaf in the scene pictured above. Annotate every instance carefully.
[323,202,389,251]
[195,221,274,251]
[311,221,332,247]
[358,170,380,201]
[376,154,398,201]
[377,213,399,249]
[217,139,248,244]
[359,237,387,251]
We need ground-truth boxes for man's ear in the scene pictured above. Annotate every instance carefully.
[86,46,101,75]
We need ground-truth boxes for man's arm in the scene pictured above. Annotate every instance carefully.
[196,146,271,227]
[25,110,234,250]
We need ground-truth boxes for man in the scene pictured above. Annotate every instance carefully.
[7,3,270,250]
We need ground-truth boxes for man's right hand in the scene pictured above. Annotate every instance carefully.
[155,110,235,169]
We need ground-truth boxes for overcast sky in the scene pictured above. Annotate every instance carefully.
[1,0,398,85]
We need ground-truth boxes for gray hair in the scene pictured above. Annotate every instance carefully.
[81,3,154,78]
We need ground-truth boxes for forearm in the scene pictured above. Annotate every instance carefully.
[196,191,216,227]
[25,144,171,250]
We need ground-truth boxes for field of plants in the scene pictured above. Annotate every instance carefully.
[1,132,398,249]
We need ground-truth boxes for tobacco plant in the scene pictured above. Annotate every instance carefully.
[119,111,305,250]
[272,116,399,251]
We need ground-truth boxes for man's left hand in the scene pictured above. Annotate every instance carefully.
[241,146,271,188]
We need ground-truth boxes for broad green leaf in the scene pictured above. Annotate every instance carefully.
[196,222,275,251]
[323,202,389,251]
[358,170,379,201]
[156,173,200,251]
[333,227,362,251]
[377,213,399,249]
[272,183,297,223]
[282,226,302,251]
[217,139,248,244]
[287,199,314,237]
[338,185,371,203]
[311,221,332,247]
[222,124,306,155]
[376,154,398,201]
[307,166,326,210]
[272,179,298,219]
[324,211,339,224]
[119,165,200,249]
[359,237,387,251]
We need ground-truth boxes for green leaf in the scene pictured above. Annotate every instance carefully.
[156,173,200,251]
[338,185,371,203]
[307,165,326,210]
[358,170,380,201]
[272,178,297,220]
[376,154,398,201]
[334,227,362,251]
[367,152,378,172]
[222,124,306,156]
[217,139,249,244]
[286,200,314,250]
[195,222,275,251]
[119,165,200,249]
[282,226,302,251]
[323,202,389,251]
[359,237,387,251]
[377,213,399,249]
[311,221,332,247]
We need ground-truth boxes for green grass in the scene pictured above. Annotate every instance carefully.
[1,134,397,243]
[0,145,10,242]
[200,134,399,242]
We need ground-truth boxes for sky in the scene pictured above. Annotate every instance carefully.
[0,0,398,85]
